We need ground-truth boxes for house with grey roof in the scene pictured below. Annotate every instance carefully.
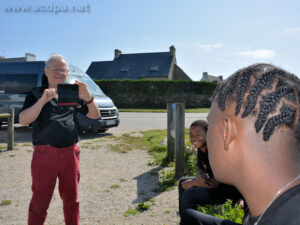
[200,72,223,82]
[0,53,36,62]
[86,46,191,81]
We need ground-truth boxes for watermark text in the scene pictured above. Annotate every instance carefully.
[5,4,91,14]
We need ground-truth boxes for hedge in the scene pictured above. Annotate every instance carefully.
[94,79,218,108]
[95,80,217,95]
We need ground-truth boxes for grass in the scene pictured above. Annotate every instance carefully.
[22,142,32,147]
[1,200,12,206]
[197,199,244,224]
[119,108,210,113]
[136,202,150,211]
[106,129,188,192]
[123,208,138,217]
[123,201,151,217]
[106,143,131,153]
[110,129,244,222]
[110,184,121,189]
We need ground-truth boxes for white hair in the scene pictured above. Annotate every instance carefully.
[45,54,68,69]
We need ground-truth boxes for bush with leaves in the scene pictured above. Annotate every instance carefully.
[197,199,244,224]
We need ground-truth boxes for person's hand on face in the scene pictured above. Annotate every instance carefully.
[75,80,92,102]
[41,88,56,105]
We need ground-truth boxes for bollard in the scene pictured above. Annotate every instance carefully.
[167,103,185,178]
[167,103,175,162]
[7,107,14,150]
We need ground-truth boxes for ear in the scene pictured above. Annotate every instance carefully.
[44,68,49,77]
[223,117,237,151]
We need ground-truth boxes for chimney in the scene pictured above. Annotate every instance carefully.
[169,45,176,56]
[25,53,36,61]
[218,75,223,81]
[114,49,121,59]
[203,72,208,78]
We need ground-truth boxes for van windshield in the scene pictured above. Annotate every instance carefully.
[66,74,104,96]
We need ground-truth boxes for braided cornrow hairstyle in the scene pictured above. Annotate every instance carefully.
[213,63,300,142]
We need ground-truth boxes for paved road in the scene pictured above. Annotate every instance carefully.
[109,112,208,135]
[0,112,208,143]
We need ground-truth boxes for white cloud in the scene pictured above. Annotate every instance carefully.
[194,42,224,52]
[238,49,276,59]
[282,27,300,33]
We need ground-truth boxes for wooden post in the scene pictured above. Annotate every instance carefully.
[7,107,14,150]
[174,103,185,178]
[167,103,175,162]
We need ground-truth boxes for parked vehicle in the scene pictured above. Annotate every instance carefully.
[0,61,119,132]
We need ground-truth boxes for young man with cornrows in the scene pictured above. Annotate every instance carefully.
[181,63,300,225]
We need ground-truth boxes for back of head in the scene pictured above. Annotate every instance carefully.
[212,63,300,145]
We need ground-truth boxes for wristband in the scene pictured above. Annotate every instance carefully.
[85,96,94,104]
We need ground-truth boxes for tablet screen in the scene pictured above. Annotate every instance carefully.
[57,84,79,106]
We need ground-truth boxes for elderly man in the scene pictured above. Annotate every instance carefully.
[19,54,100,225]
[181,63,300,225]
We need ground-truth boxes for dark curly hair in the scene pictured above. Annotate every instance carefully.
[190,120,208,133]
[213,63,300,142]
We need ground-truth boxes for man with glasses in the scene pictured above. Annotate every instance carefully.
[19,54,100,225]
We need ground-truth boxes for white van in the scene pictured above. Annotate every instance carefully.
[0,61,119,132]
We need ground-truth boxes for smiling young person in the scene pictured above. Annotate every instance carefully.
[179,120,242,221]
[186,63,300,225]
[19,54,100,225]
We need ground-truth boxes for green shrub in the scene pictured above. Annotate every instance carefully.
[94,79,217,108]
[137,202,150,211]
[94,79,217,96]
[197,199,244,224]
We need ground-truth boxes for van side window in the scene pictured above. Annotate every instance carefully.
[0,74,5,93]
[5,74,38,94]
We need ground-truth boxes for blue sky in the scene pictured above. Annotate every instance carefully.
[0,0,300,80]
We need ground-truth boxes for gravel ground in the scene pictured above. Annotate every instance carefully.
[0,127,180,225]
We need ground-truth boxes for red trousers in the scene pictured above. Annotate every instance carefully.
[28,144,80,225]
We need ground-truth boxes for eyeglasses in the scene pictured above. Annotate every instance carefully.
[48,68,68,73]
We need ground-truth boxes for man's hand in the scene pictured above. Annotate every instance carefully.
[41,88,56,105]
[74,80,100,119]
[75,80,92,102]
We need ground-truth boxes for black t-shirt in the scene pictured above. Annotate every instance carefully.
[20,87,88,148]
[197,148,214,179]
[243,183,300,225]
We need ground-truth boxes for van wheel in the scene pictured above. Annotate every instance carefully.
[97,129,108,133]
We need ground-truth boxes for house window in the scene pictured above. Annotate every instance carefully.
[120,67,129,72]
[150,66,159,71]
